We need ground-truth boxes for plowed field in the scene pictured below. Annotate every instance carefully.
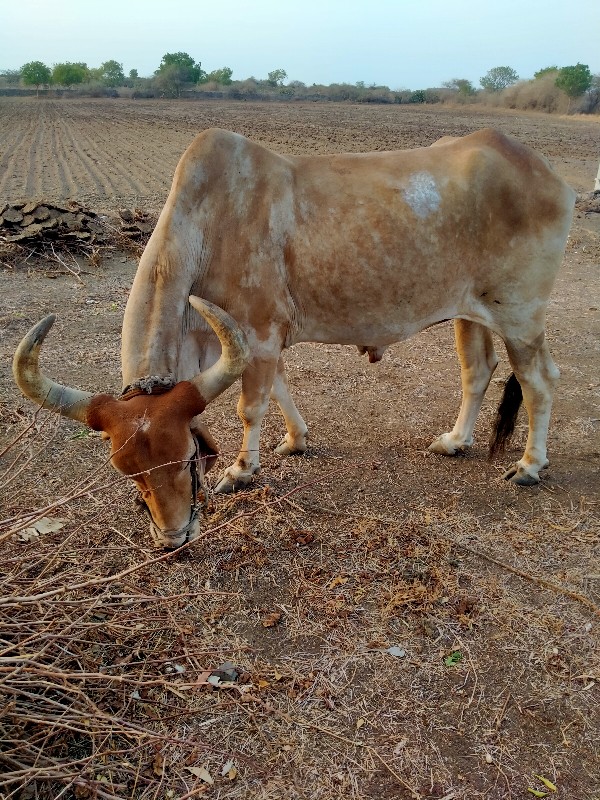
[1,96,598,208]
[1,97,599,800]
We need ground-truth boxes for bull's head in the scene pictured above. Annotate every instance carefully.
[13,297,249,549]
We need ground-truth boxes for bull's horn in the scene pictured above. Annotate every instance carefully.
[188,296,250,403]
[13,315,93,423]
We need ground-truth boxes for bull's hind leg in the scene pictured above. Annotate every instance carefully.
[501,336,559,485]
[214,357,278,494]
[270,355,309,456]
[429,319,499,455]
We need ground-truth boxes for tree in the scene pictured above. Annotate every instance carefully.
[52,62,88,87]
[99,60,125,87]
[21,61,52,92]
[1,69,21,85]
[442,78,476,97]
[555,63,592,98]
[480,66,519,92]
[409,90,426,103]
[156,52,203,83]
[206,67,233,85]
[267,68,287,87]
[534,66,559,79]
[129,69,139,80]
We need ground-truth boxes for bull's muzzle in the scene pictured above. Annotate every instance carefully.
[149,511,201,550]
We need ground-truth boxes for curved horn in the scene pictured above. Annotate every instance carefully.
[188,296,250,404]
[13,315,93,423]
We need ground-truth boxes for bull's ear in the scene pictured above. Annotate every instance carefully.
[86,395,121,433]
[190,417,220,474]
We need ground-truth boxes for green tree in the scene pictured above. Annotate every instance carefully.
[442,78,476,96]
[99,60,125,87]
[409,90,426,103]
[21,61,52,92]
[480,66,519,92]
[129,69,139,80]
[534,65,559,79]
[267,68,287,87]
[52,62,88,87]
[156,52,203,83]
[555,63,592,98]
[206,67,233,85]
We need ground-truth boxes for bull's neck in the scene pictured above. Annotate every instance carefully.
[121,254,196,386]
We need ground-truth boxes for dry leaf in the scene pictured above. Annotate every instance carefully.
[261,612,282,627]
[221,760,237,780]
[34,517,66,534]
[194,670,213,685]
[152,752,165,777]
[356,718,365,729]
[329,576,348,589]
[186,765,214,784]
[18,517,66,543]
[387,646,406,657]
[393,737,408,755]
[535,775,557,792]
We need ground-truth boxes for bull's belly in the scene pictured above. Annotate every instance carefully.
[290,302,464,347]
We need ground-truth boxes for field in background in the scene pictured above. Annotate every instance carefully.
[1,96,599,211]
[0,98,599,799]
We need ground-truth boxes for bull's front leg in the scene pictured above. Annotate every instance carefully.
[270,355,309,456]
[214,357,278,494]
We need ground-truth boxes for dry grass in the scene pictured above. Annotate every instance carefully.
[1,405,599,800]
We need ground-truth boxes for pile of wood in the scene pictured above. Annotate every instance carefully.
[576,191,600,214]
[117,207,155,238]
[0,200,106,244]
[0,201,157,263]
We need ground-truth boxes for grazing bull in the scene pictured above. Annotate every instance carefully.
[14,127,575,547]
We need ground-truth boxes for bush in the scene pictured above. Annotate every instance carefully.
[409,90,426,103]
[71,82,119,98]
[500,76,568,113]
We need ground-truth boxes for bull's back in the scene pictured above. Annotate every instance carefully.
[283,129,574,343]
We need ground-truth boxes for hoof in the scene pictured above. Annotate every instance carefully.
[214,471,256,494]
[428,434,468,457]
[502,464,540,486]
[274,436,307,457]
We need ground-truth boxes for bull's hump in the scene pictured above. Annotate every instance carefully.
[186,127,292,168]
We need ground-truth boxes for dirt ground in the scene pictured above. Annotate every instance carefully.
[0,98,599,800]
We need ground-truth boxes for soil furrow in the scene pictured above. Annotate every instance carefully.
[23,103,53,198]
[47,105,81,198]
[50,102,116,199]
[63,110,149,198]
[0,103,39,197]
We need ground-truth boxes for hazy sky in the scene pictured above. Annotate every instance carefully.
[2,0,598,90]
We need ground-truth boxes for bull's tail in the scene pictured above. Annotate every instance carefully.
[489,373,523,459]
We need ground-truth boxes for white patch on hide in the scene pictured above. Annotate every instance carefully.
[240,271,262,288]
[137,413,151,433]
[402,172,441,219]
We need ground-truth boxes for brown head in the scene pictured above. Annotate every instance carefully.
[12,297,249,548]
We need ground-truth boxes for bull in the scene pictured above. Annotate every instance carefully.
[13,127,575,547]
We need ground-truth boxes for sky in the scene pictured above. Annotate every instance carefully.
[1,0,598,90]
